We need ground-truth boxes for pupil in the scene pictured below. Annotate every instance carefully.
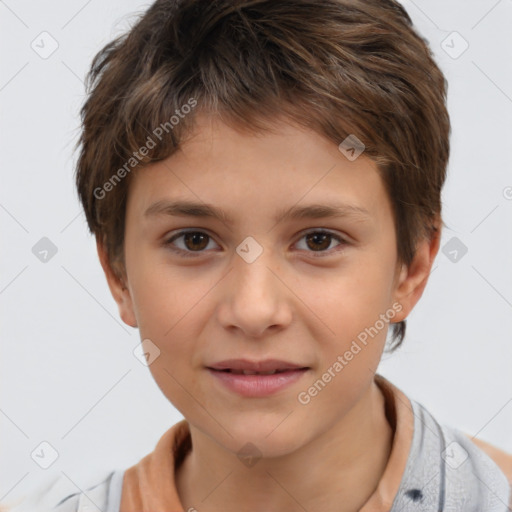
[306,233,330,251]
[185,232,208,251]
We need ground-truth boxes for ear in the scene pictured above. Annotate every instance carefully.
[392,220,441,323]
[96,238,138,328]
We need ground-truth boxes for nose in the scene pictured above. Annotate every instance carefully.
[216,247,293,339]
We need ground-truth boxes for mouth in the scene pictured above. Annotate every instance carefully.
[205,363,310,397]
[208,368,308,375]
[206,358,310,374]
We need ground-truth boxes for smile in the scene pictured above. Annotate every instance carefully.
[207,367,309,397]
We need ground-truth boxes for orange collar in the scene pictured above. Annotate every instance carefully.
[120,374,414,511]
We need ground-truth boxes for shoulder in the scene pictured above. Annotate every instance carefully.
[464,434,512,487]
[2,469,124,512]
[402,399,511,511]
[443,425,512,510]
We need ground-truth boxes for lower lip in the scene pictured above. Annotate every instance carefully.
[207,368,309,397]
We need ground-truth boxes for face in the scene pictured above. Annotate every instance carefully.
[100,113,435,458]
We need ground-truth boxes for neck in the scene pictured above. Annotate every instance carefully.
[175,379,393,512]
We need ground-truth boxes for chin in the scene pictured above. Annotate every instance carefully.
[216,417,310,459]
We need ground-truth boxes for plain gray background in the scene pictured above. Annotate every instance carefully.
[1,0,511,505]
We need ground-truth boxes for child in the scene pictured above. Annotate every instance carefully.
[5,0,512,510]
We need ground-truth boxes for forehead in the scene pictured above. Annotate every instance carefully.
[127,114,392,226]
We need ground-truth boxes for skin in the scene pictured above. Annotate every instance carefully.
[98,113,440,512]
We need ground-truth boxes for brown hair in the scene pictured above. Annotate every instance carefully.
[75,0,450,351]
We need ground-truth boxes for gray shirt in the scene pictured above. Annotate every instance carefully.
[5,398,511,511]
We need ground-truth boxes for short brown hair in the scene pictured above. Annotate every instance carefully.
[75,0,450,351]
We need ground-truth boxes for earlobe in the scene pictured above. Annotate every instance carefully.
[96,239,138,328]
[392,223,441,323]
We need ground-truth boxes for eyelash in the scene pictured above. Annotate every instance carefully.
[163,229,348,258]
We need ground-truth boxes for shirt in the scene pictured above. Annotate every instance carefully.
[4,374,511,511]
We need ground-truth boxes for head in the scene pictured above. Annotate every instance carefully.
[75,0,449,455]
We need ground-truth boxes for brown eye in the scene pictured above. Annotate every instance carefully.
[164,229,347,259]
[182,232,209,251]
[295,230,347,256]
[305,232,332,251]
[164,230,218,257]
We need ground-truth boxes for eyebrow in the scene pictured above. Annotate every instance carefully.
[144,199,370,225]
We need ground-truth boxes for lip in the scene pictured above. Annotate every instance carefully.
[206,367,310,397]
[207,358,309,373]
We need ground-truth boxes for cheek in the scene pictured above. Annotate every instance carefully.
[127,252,211,362]
[302,269,392,413]
[329,255,394,312]
[309,252,395,363]
[128,262,207,415]
[132,277,192,347]
[127,242,186,330]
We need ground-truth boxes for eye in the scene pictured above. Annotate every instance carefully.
[293,229,347,257]
[164,229,347,258]
[164,230,220,258]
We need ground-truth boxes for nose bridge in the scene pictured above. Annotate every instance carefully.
[236,247,276,298]
[219,236,291,337]
[234,236,279,306]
